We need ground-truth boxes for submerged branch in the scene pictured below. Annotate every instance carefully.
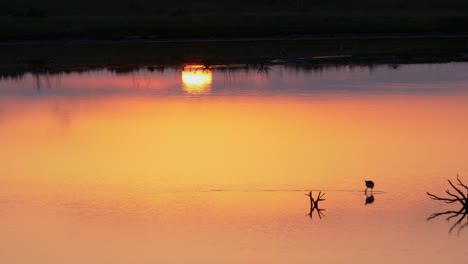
[456,174,468,192]
[305,191,326,220]
[426,192,458,203]
[427,175,468,236]
[427,210,462,221]
[427,176,468,208]
[448,179,467,201]
[448,213,467,235]
[457,219,468,236]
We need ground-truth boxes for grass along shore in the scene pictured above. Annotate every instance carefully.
[0,38,467,76]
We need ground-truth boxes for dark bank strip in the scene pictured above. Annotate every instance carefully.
[0,38,467,76]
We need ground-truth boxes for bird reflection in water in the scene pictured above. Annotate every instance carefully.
[365,192,375,205]
[427,175,468,236]
[305,191,326,220]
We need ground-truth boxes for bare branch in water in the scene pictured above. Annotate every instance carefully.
[427,208,464,221]
[447,179,467,201]
[427,175,468,236]
[427,192,458,204]
[306,191,326,220]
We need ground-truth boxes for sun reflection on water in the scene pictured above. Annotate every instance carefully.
[181,65,212,94]
[2,64,468,263]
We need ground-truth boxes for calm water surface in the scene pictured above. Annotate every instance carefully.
[1,63,468,263]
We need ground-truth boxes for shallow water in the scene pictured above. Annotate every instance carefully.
[1,63,468,263]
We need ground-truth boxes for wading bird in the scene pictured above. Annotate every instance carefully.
[365,180,374,192]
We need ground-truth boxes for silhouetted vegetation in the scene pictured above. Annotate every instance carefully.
[3,0,468,16]
[1,0,468,39]
[0,38,467,75]
[427,175,468,236]
[257,63,271,74]
[13,7,47,18]
[305,191,325,219]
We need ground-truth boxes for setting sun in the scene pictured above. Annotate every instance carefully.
[181,65,212,94]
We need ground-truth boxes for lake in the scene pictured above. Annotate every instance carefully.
[1,63,468,263]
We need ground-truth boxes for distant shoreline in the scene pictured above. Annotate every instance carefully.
[1,33,467,46]
[0,37,467,76]
[2,7,468,41]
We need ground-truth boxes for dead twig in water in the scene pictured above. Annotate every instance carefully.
[427,174,468,236]
[305,191,326,219]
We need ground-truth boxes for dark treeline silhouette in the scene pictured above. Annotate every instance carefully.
[2,1,468,40]
[3,1,468,16]
[2,44,467,81]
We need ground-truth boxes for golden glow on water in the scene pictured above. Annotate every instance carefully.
[2,64,468,263]
[2,95,468,195]
[181,65,212,94]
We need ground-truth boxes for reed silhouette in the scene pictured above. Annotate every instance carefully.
[257,62,271,74]
[194,64,211,73]
[305,191,325,220]
[427,175,468,236]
